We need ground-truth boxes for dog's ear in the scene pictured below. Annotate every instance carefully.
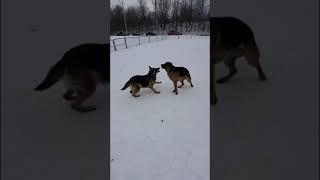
[149,66,151,69]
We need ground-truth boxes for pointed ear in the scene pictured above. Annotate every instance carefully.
[149,66,151,69]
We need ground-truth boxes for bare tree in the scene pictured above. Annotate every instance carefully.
[110,5,125,33]
[110,0,209,34]
[137,0,149,31]
[157,0,172,30]
[171,0,180,29]
[151,0,158,30]
[126,6,139,32]
[194,0,209,31]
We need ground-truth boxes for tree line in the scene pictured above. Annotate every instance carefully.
[111,0,210,34]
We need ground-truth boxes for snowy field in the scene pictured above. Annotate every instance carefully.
[110,39,210,180]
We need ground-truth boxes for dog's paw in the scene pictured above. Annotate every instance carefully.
[259,76,267,81]
[216,78,229,84]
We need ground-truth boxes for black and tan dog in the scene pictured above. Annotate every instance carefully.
[211,17,267,104]
[121,66,162,97]
[34,43,109,112]
[161,62,193,95]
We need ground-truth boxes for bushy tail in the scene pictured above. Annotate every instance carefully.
[34,60,66,91]
[121,80,130,90]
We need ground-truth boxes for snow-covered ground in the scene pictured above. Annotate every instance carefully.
[110,39,210,180]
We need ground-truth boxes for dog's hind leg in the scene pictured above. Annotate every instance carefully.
[217,57,237,84]
[244,44,267,81]
[186,75,194,87]
[63,89,76,101]
[63,74,77,101]
[131,84,141,97]
[71,78,97,112]
[178,80,184,88]
[255,64,267,81]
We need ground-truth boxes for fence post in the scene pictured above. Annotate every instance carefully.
[148,36,150,43]
[162,35,163,40]
[124,37,128,49]
[112,40,116,51]
[138,37,141,46]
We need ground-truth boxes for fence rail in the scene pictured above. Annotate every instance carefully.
[110,35,209,52]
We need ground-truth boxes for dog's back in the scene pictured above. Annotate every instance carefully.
[62,43,108,82]
[172,66,190,77]
[212,17,256,49]
[35,43,108,91]
[212,17,260,64]
[129,75,152,87]
[34,43,109,112]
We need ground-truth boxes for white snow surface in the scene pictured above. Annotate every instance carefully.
[110,38,210,180]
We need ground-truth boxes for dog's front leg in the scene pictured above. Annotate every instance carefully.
[172,81,178,95]
[149,86,160,94]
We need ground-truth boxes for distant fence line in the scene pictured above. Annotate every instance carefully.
[110,35,209,52]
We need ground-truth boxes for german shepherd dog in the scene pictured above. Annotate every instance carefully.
[121,66,162,97]
[34,43,109,112]
[161,62,193,95]
[211,17,267,104]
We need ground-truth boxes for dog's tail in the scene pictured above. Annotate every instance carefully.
[34,59,66,91]
[121,80,130,90]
